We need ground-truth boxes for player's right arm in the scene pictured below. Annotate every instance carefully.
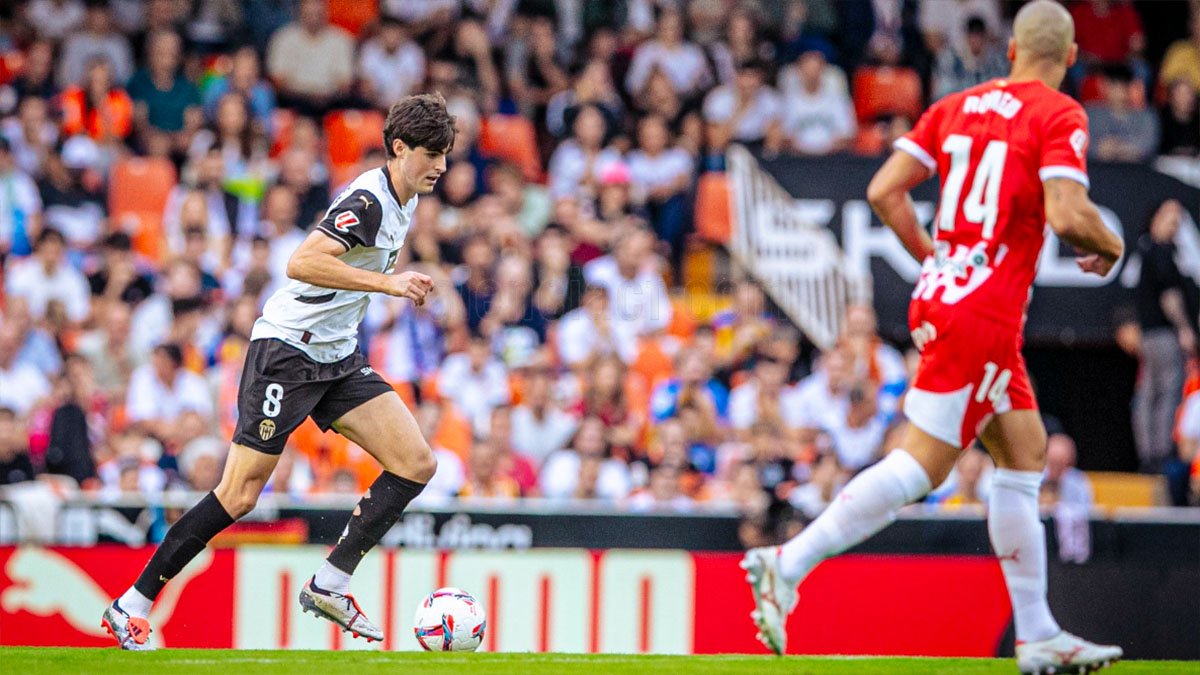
[286,230,434,305]
[867,147,936,263]
[1043,178,1123,276]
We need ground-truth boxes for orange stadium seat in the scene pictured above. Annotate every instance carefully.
[324,109,386,169]
[108,157,177,263]
[478,115,543,182]
[327,0,379,36]
[694,171,731,244]
[852,66,924,123]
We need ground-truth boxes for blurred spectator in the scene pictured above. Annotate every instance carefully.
[556,283,620,368]
[627,463,693,511]
[5,228,90,325]
[59,58,133,143]
[788,450,844,520]
[177,435,225,492]
[4,297,62,377]
[125,343,214,442]
[437,332,511,436]
[823,380,888,471]
[932,17,1010,101]
[1159,10,1200,94]
[728,351,791,435]
[127,0,186,63]
[918,0,1003,59]
[194,93,271,203]
[0,323,51,417]
[266,0,355,117]
[56,2,134,88]
[1133,200,1198,473]
[369,280,463,393]
[625,8,712,98]
[456,235,497,334]
[506,15,570,119]
[841,304,907,419]
[358,15,426,110]
[788,348,852,440]
[583,227,672,362]
[1158,80,1200,157]
[127,30,201,146]
[546,59,625,139]
[0,408,36,485]
[1085,65,1159,163]
[25,0,86,42]
[75,300,137,397]
[1068,0,1145,67]
[277,147,330,230]
[87,231,154,308]
[459,437,520,499]
[262,185,306,291]
[0,137,44,258]
[547,103,622,201]
[39,136,107,249]
[1042,433,1093,507]
[164,148,244,263]
[711,279,775,373]
[201,46,276,132]
[540,415,632,500]
[42,355,102,485]
[511,366,578,465]
[942,446,993,508]
[10,41,59,107]
[578,355,643,459]
[3,96,59,178]
[484,405,539,496]
[650,347,729,425]
[628,114,693,261]
[778,50,856,155]
[1175,390,1200,506]
[488,163,551,239]
[98,429,165,499]
[708,8,772,86]
[702,59,781,147]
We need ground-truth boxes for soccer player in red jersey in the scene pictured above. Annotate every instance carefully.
[743,3,1124,673]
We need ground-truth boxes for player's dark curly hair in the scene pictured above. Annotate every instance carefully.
[383,92,457,157]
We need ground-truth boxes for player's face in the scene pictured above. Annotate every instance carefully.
[399,144,448,195]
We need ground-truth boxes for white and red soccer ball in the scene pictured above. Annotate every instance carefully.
[413,587,487,652]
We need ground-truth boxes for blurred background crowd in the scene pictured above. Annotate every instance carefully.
[0,0,1198,545]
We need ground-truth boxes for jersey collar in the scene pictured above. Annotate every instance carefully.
[380,164,410,209]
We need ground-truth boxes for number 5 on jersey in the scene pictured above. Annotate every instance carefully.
[939,134,1007,240]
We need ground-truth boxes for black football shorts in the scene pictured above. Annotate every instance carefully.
[232,338,394,455]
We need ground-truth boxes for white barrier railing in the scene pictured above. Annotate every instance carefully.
[726,145,872,349]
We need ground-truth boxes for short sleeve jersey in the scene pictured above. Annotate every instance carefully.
[251,165,416,362]
[895,79,1090,329]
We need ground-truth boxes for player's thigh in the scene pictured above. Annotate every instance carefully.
[979,409,1048,472]
[213,442,282,518]
[330,390,436,482]
[896,420,962,487]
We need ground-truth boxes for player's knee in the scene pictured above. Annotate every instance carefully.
[411,446,437,484]
[214,483,261,519]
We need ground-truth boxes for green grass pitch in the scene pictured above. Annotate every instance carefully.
[3,648,1195,675]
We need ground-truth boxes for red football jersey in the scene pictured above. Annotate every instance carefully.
[896,78,1090,329]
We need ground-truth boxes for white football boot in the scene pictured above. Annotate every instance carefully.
[740,546,797,656]
[298,576,383,643]
[1016,631,1123,674]
[101,601,155,651]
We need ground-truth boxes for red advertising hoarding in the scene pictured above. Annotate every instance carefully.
[0,546,1011,655]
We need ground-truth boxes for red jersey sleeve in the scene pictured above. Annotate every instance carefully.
[1037,101,1090,188]
[894,100,942,172]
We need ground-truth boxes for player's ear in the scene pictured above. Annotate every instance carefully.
[1066,43,1078,68]
[1006,37,1016,63]
[392,138,407,159]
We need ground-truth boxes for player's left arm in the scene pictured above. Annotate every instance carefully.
[867,150,936,263]
[286,230,434,304]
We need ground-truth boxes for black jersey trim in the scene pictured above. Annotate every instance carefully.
[295,291,337,304]
[315,225,354,251]
[381,164,406,209]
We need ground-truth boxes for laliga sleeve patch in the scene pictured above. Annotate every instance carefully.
[334,210,360,232]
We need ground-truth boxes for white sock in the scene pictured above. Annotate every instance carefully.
[117,587,154,619]
[314,561,351,595]
[778,449,932,584]
[988,468,1060,643]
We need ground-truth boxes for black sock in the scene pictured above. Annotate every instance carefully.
[134,491,235,599]
[327,471,425,574]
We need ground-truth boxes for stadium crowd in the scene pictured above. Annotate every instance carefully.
[0,0,1198,543]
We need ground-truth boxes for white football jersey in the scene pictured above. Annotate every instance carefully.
[251,166,417,363]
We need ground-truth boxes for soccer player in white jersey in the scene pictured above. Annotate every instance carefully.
[101,94,454,649]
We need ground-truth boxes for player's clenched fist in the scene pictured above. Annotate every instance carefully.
[386,271,435,305]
